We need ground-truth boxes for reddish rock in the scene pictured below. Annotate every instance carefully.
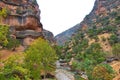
[0,0,56,49]
[0,0,42,31]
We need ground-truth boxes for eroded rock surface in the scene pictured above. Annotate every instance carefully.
[0,0,42,31]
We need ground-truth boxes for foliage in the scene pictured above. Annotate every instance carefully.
[70,43,106,80]
[84,43,106,64]
[75,75,85,80]
[0,54,30,80]
[0,8,7,18]
[109,34,119,45]
[115,16,120,24]
[112,43,120,59]
[0,38,57,80]
[0,8,7,23]
[0,25,9,46]
[87,26,116,39]
[0,24,20,49]
[0,7,20,49]
[24,38,57,79]
[53,45,62,58]
[92,64,115,80]
[6,37,20,50]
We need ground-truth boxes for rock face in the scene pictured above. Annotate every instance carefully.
[55,24,80,45]
[0,0,55,48]
[55,0,120,45]
[43,29,56,44]
[0,0,42,31]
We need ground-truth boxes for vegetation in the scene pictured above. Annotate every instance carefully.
[0,8,20,49]
[1,1,120,80]
[0,8,7,18]
[61,24,118,80]
[0,24,20,49]
[115,16,120,24]
[87,26,116,39]
[0,54,27,80]
[109,34,119,45]
[0,25,9,47]
[24,38,57,79]
[0,38,57,79]
[92,64,115,80]
[112,43,120,59]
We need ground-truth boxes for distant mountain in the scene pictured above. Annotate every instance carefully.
[55,0,120,46]
[55,23,81,45]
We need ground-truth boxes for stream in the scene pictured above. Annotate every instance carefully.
[55,60,75,80]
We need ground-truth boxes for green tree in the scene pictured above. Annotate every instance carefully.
[0,25,20,49]
[0,8,7,23]
[112,43,120,59]
[0,25,9,46]
[0,53,30,80]
[53,45,62,58]
[92,64,115,80]
[84,43,105,64]
[109,34,118,45]
[25,38,57,79]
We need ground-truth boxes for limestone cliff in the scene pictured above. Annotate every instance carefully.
[0,0,55,48]
[0,0,42,31]
[0,0,43,49]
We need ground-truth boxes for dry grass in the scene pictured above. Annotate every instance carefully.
[110,61,120,80]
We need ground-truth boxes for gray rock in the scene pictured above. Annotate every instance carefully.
[16,30,43,38]
[55,69,75,80]
[43,29,56,43]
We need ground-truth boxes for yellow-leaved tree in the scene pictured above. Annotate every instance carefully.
[24,38,57,79]
[0,8,7,23]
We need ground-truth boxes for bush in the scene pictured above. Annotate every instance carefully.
[0,8,7,18]
[85,43,106,64]
[92,64,115,80]
[0,24,20,49]
[0,54,30,80]
[112,43,120,59]
[109,34,118,45]
[0,25,9,46]
[6,37,20,50]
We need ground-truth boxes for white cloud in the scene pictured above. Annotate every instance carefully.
[37,0,96,35]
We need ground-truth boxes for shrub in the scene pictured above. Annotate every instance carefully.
[6,37,20,50]
[109,34,118,45]
[92,64,115,80]
[112,43,120,59]
[0,8,7,18]
[0,25,9,47]
[0,24,20,49]
[0,54,30,80]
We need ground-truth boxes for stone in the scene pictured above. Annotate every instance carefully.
[0,0,42,31]
[55,69,75,80]
[16,30,43,38]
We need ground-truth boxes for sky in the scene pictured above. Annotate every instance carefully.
[37,0,96,36]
